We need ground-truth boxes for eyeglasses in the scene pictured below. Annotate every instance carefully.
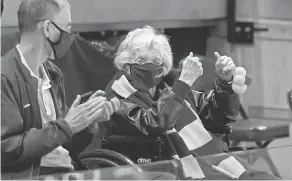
[36,19,72,33]
[135,56,164,66]
[50,21,72,34]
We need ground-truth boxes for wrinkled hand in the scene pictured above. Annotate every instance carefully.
[65,95,108,134]
[89,90,119,122]
[179,52,203,87]
[96,97,120,123]
[87,90,110,123]
[214,52,236,81]
[89,90,105,99]
[87,95,120,134]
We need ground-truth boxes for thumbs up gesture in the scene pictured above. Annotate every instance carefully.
[214,52,252,94]
[179,52,203,87]
[214,52,236,81]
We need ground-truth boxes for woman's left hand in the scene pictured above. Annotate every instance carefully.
[214,52,236,81]
[89,90,105,99]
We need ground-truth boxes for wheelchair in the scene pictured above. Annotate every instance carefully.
[76,132,243,170]
[74,133,185,180]
[76,134,170,170]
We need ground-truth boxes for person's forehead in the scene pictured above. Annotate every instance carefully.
[53,6,72,25]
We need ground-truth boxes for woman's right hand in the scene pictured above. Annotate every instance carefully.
[179,52,203,87]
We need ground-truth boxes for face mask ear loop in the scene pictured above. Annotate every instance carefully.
[49,21,64,45]
[46,21,64,59]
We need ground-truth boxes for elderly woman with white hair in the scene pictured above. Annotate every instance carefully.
[105,26,196,134]
[104,26,278,180]
[105,25,237,138]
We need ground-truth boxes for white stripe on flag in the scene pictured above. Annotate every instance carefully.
[172,154,180,160]
[111,75,137,98]
[178,118,212,150]
[92,169,101,180]
[43,175,57,180]
[166,128,176,134]
[112,80,130,98]
[216,156,246,179]
[180,155,205,179]
[185,101,204,127]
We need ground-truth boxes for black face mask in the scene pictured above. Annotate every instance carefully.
[130,63,164,89]
[47,22,74,60]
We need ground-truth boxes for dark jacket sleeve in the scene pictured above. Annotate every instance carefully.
[1,76,73,167]
[62,118,97,155]
[110,80,192,136]
[190,78,240,134]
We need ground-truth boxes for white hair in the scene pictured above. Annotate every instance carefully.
[114,26,173,75]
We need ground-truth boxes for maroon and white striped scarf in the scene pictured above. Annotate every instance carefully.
[106,71,247,180]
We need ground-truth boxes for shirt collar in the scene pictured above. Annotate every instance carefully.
[16,44,51,85]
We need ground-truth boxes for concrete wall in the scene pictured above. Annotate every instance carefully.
[207,2,292,179]
[1,0,226,33]
[207,0,292,121]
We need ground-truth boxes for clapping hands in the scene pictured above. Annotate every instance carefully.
[65,90,120,134]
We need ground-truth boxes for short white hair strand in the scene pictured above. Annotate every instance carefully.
[114,25,173,75]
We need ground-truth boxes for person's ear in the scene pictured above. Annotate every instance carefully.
[42,20,52,38]
[42,20,60,43]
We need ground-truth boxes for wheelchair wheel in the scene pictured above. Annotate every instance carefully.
[80,157,120,169]
[79,149,143,172]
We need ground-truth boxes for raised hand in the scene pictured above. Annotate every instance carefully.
[179,52,203,87]
[214,52,236,81]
